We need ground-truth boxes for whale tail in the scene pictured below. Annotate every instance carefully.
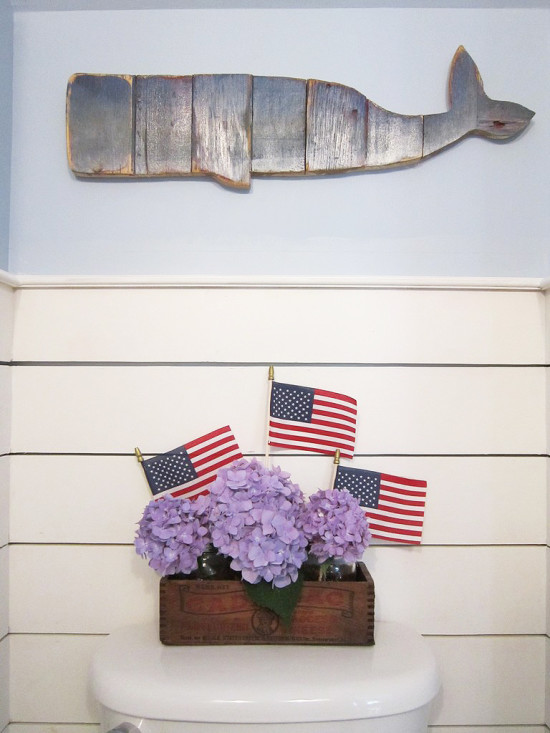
[449,46,534,139]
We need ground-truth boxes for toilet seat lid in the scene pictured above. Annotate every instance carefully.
[91,621,440,723]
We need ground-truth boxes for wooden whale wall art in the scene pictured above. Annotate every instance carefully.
[66,46,534,190]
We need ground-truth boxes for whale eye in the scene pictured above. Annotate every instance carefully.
[493,121,506,129]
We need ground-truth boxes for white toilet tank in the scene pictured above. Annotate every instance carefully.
[91,621,440,733]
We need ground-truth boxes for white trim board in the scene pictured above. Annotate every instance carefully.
[0,270,547,292]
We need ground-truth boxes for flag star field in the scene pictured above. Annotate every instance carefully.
[143,448,197,494]
[271,383,314,422]
[334,467,381,508]
[141,425,242,500]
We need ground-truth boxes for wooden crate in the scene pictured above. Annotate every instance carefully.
[159,561,375,645]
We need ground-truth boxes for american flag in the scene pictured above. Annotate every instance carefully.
[334,465,426,544]
[142,425,242,500]
[268,381,357,460]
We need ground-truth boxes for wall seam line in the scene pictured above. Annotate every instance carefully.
[8,361,550,368]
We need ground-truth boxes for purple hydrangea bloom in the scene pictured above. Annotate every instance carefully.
[209,458,308,588]
[299,488,371,563]
[134,494,211,576]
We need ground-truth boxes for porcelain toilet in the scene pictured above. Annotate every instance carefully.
[91,621,440,733]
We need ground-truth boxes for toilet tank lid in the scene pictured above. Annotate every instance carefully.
[91,621,440,724]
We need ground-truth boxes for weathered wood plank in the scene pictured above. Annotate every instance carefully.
[252,76,306,174]
[134,76,192,176]
[306,79,367,172]
[192,74,252,188]
[66,74,133,176]
[423,45,478,157]
[367,102,423,167]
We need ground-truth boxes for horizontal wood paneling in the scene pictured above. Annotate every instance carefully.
[429,727,545,732]
[9,544,545,636]
[9,634,101,724]
[9,455,546,546]
[371,545,545,635]
[10,546,158,634]
[0,281,13,363]
[0,457,8,547]
[0,280,11,733]
[9,633,546,726]
[7,283,548,729]
[544,285,548,731]
[10,365,546,455]
[0,636,8,732]
[427,635,546,725]
[8,727,99,733]
[5,726,546,733]
[0,547,7,639]
[0,367,10,455]
[12,288,545,365]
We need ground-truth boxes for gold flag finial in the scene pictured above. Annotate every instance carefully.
[268,365,274,380]
[330,449,341,489]
[134,447,144,463]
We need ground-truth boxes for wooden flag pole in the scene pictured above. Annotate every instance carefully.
[264,365,274,465]
[331,449,341,489]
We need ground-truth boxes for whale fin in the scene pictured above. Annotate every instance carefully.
[450,46,534,139]
[448,46,483,124]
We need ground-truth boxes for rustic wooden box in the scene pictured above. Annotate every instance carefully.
[159,561,374,646]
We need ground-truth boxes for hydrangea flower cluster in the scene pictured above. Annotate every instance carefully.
[135,494,211,576]
[208,458,309,588]
[299,488,371,563]
[135,460,372,593]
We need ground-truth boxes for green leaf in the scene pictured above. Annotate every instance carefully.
[243,574,304,627]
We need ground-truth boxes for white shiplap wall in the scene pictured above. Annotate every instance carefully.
[546,285,550,732]
[0,278,14,733]
[6,278,549,732]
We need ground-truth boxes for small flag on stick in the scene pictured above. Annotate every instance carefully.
[268,381,357,459]
[334,465,426,544]
[138,425,242,500]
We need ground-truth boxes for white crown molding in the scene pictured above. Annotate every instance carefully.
[0,271,20,288]
[0,270,547,291]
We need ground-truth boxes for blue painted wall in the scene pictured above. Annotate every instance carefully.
[5,6,550,276]
[0,2,12,272]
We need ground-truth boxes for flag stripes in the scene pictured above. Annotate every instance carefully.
[170,426,242,500]
[269,381,357,459]
[334,465,426,545]
[364,473,426,544]
[142,425,242,500]
[268,421,355,451]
